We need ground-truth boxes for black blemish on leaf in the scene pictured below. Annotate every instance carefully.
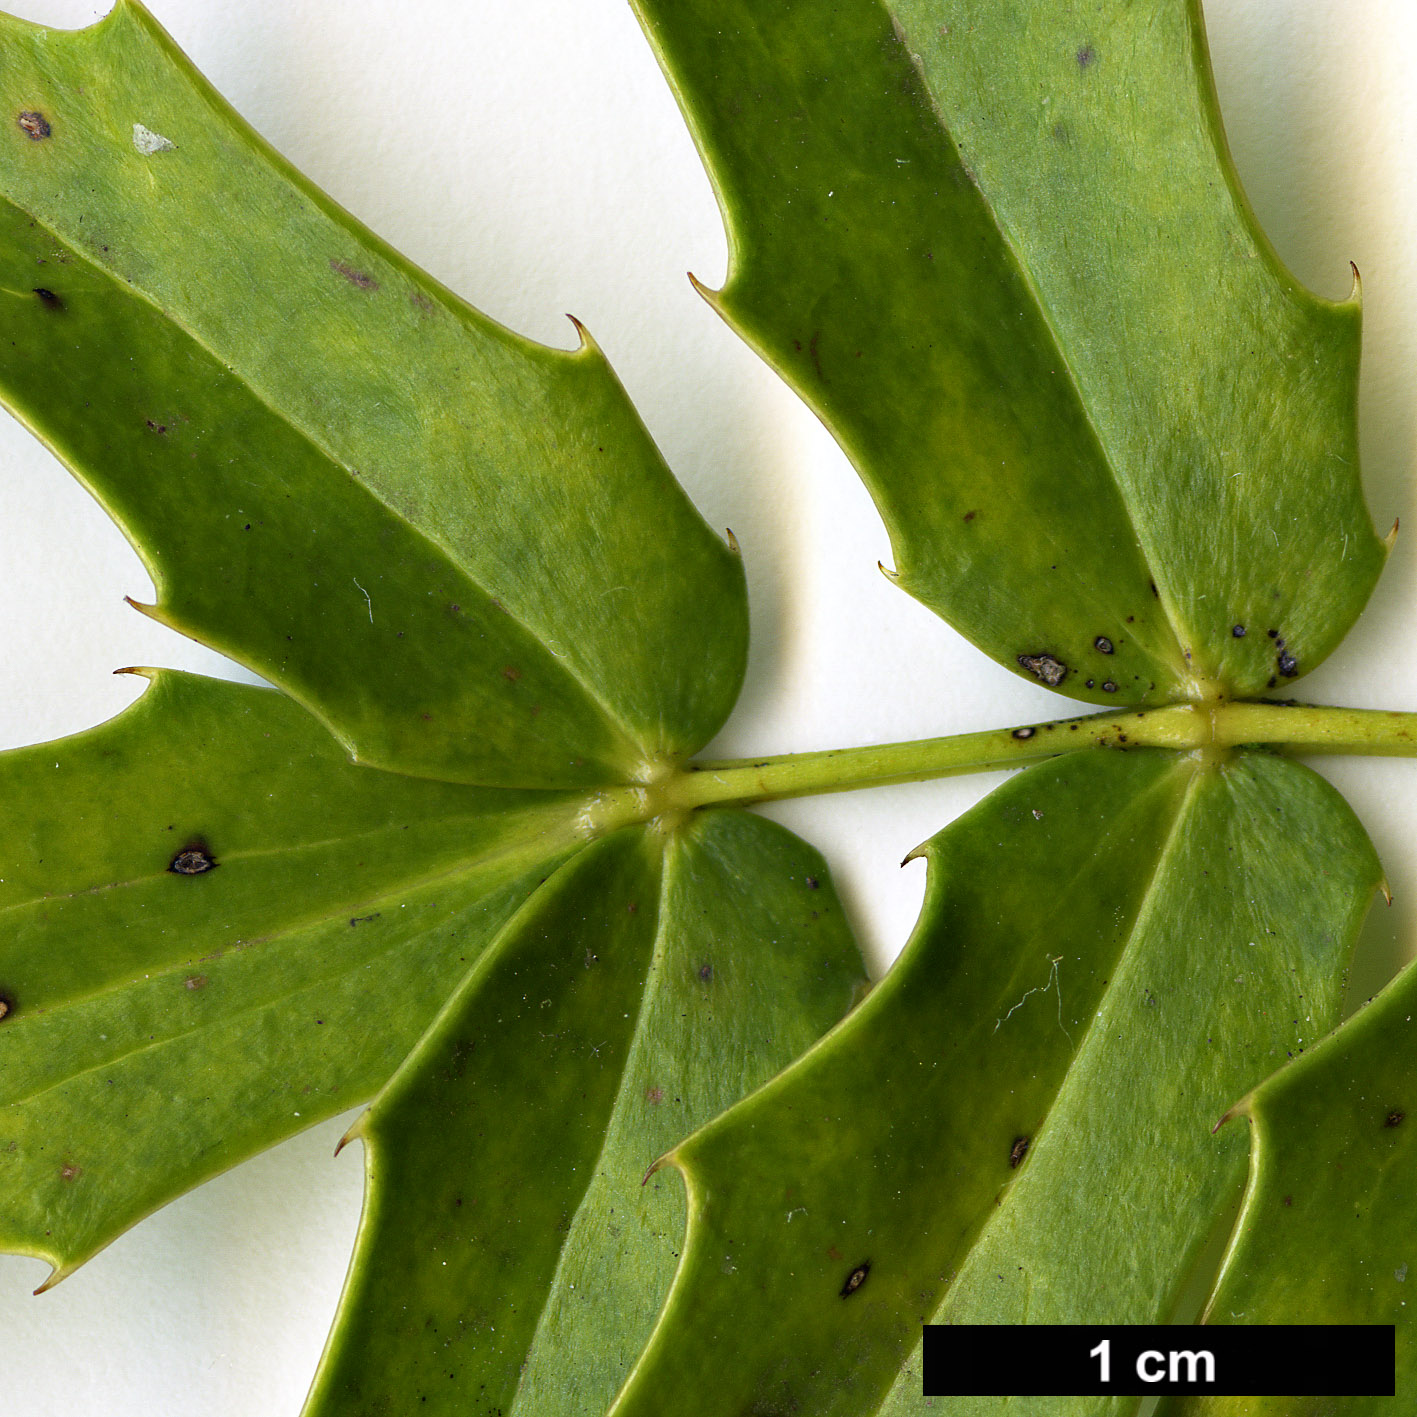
[1094,636,1114,654]
[1232,624,1246,638]
[1018,653,1067,687]
[1267,628,1279,639]
[1386,1110,1406,1128]
[806,876,820,890]
[1282,1195,1293,1207]
[840,1261,870,1298]
[1267,676,1278,688]
[17,110,50,140]
[146,419,168,434]
[330,258,379,290]
[1009,1135,1030,1168]
[350,913,380,927]
[1085,679,1095,689]
[169,843,216,875]
[1076,44,1097,68]
[698,963,713,982]
[33,287,62,310]
[60,1163,82,1182]
[963,510,977,522]
[1277,652,1298,677]
[1102,681,1118,693]
[1012,726,1035,740]
[0,990,14,1022]
[1149,580,1158,597]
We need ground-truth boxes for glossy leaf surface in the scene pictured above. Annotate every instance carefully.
[633,0,1384,705]
[611,750,1381,1415]
[1160,954,1417,1417]
[0,671,585,1283]
[0,0,746,786]
[304,811,865,1417]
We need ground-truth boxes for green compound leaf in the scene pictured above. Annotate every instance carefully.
[1159,957,1417,1417]
[633,0,1385,706]
[303,810,865,1417]
[0,671,586,1285]
[610,750,1381,1416]
[0,0,746,787]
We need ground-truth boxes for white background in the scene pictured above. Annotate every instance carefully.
[1,1,1415,1411]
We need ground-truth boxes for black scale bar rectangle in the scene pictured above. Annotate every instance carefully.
[922,1324,1395,1397]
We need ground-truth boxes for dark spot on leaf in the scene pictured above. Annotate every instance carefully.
[1009,1135,1030,1168]
[805,876,820,890]
[501,665,521,681]
[1283,1195,1293,1207]
[1094,636,1114,654]
[146,419,168,434]
[827,1245,841,1262]
[0,991,14,1022]
[330,258,379,290]
[1267,628,1279,639]
[627,901,638,915]
[808,330,825,381]
[1085,679,1095,689]
[645,1086,663,1105]
[350,913,380,926]
[962,510,977,522]
[1149,581,1159,597]
[1232,624,1246,637]
[1102,681,1117,693]
[698,963,713,982]
[33,287,61,309]
[1012,727,1035,740]
[59,1163,82,1182]
[17,110,49,140]
[1051,121,1069,144]
[184,975,207,991]
[1267,676,1277,688]
[169,843,216,875]
[1386,1110,1406,1128]
[840,1262,871,1298]
[1017,653,1067,687]
[1076,44,1097,68]
[1278,652,1298,677]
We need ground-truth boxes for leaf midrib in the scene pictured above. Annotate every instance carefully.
[0,814,585,1053]
[878,0,1203,689]
[8,192,649,763]
[508,829,677,1407]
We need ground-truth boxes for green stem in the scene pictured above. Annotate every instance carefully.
[580,700,1417,833]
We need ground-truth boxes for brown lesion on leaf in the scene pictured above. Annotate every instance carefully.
[645,1086,664,1105]
[59,1162,82,1182]
[17,110,50,140]
[1018,653,1067,687]
[169,841,217,875]
[839,1261,871,1298]
[330,258,379,290]
[1009,1135,1031,1168]
[33,287,62,310]
[184,975,208,991]
[1386,1110,1406,1128]
[0,990,14,1022]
